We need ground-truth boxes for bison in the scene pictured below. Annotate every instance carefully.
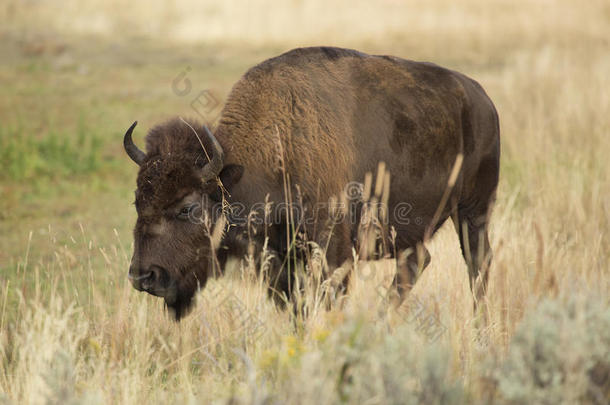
[124,46,500,320]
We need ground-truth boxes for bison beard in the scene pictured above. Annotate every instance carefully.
[123,46,500,321]
[165,290,194,321]
[161,266,211,320]
[159,276,189,321]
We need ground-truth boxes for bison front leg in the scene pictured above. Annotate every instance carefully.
[391,243,430,306]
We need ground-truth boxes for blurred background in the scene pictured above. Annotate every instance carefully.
[0,1,608,403]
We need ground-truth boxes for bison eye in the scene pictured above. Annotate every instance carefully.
[177,205,195,220]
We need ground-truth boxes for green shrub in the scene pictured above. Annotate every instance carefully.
[493,295,610,405]
[243,319,465,405]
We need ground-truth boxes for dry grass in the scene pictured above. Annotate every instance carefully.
[1,0,609,403]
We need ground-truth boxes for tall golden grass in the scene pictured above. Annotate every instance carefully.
[1,0,609,403]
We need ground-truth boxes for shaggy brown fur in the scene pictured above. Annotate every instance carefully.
[125,46,500,320]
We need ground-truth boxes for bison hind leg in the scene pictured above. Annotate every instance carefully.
[453,155,498,310]
[453,211,492,309]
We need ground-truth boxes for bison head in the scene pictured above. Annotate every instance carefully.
[123,119,243,320]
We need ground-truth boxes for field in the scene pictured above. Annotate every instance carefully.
[0,0,609,403]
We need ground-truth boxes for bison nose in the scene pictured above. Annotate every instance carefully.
[128,265,171,297]
[128,265,153,292]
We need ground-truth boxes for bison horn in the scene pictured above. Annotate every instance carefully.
[123,121,146,166]
[200,125,224,182]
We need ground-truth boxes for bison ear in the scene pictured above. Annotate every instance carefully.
[210,164,244,201]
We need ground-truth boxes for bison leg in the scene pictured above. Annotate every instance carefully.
[391,243,430,305]
[453,205,493,308]
[454,214,491,308]
[453,154,498,308]
[317,221,354,289]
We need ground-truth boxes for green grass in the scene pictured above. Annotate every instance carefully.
[0,121,104,181]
